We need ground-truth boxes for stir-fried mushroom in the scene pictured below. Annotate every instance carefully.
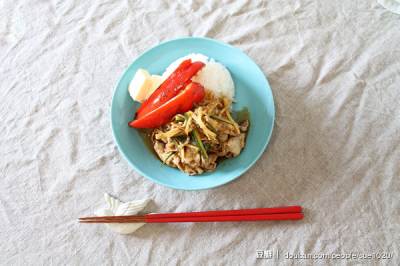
[151,90,249,176]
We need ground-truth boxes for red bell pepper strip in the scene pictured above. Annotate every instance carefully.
[135,59,205,119]
[129,81,205,128]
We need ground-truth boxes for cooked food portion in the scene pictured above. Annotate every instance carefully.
[151,90,249,175]
[128,53,249,176]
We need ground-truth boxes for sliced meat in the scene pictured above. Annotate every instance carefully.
[181,147,201,166]
[221,133,246,158]
[214,121,238,135]
[201,153,218,168]
[218,133,229,142]
[239,120,249,132]
[153,141,166,160]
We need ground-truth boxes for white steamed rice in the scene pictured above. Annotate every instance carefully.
[161,53,235,102]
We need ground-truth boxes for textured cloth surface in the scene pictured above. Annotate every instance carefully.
[1,1,399,265]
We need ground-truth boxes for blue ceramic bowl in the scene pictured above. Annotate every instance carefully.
[111,37,274,190]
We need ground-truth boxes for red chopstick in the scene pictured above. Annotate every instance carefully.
[145,205,302,219]
[79,206,303,223]
[79,213,302,223]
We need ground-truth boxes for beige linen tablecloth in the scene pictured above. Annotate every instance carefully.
[1,1,399,265]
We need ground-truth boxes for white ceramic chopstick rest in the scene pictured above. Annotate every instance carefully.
[94,193,151,234]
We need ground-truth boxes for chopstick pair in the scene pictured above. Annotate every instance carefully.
[79,206,303,223]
